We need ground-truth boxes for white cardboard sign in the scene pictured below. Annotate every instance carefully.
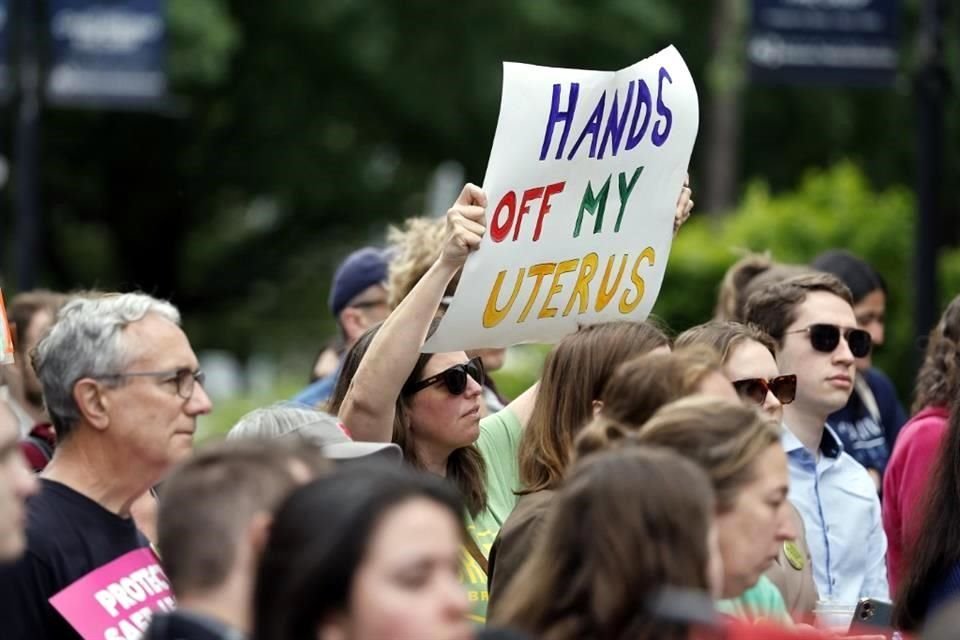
[425,46,699,352]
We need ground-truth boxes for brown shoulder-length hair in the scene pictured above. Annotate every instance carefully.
[328,321,487,517]
[517,320,670,495]
[912,294,960,413]
[576,396,780,514]
[493,446,715,640]
[895,393,960,631]
[386,216,458,310]
[599,345,722,428]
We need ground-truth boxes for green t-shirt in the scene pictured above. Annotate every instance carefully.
[716,574,792,625]
[461,407,523,624]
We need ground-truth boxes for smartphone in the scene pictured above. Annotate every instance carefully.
[853,597,894,629]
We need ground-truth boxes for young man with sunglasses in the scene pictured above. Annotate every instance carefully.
[745,273,889,608]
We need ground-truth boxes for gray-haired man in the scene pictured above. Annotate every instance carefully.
[0,293,213,640]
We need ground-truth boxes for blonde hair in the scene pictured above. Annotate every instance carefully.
[386,216,455,309]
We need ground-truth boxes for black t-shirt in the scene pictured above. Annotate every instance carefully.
[0,479,150,640]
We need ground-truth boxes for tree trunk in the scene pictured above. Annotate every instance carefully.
[703,0,746,214]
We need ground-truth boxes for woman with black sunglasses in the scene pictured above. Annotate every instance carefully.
[331,184,537,626]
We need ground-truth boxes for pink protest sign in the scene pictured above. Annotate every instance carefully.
[49,548,177,640]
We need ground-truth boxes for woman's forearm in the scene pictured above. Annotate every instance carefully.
[339,259,460,442]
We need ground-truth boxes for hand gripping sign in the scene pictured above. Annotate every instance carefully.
[425,46,699,352]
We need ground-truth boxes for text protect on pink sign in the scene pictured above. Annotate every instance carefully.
[49,548,176,640]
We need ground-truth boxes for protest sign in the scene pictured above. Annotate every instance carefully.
[749,0,899,87]
[49,548,176,640]
[0,290,14,365]
[424,45,699,352]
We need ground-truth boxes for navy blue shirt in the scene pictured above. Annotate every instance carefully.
[0,479,150,640]
[827,368,907,476]
[291,363,341,408]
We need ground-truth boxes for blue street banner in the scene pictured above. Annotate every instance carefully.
[748,0,900,87]
[46,0,167,107]
[0,0,9,102]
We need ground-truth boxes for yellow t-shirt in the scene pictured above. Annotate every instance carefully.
[461,407,523,624]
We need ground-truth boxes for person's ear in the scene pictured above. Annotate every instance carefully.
[248,511,273,557]
[591,399,604,417]
[338,308,366,343]
[73,379,110,431]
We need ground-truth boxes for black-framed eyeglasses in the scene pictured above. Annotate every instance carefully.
[95,368,206,400]
[403,357,484,396]
[784,324,872,358]
[733,374,797,406]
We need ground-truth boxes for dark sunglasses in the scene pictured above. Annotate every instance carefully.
[786,324,872,359]
[403,357,484,396]
[733,374,797,406]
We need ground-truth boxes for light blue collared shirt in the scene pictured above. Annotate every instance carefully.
[782,424,889,605]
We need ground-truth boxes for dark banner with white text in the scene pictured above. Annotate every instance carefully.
[46,0,167,107]
[0,0,9,102]
[749,0,900,87]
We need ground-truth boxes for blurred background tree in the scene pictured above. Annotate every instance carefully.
[3,0,958,419]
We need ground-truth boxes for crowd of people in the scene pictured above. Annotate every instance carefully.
[0,181,959,640]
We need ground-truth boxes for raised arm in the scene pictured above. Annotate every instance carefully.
[339,184,487,442]
[502,381,540,428]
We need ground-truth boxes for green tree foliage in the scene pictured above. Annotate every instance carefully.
[655,162,926,400]
[20,0,960,368]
